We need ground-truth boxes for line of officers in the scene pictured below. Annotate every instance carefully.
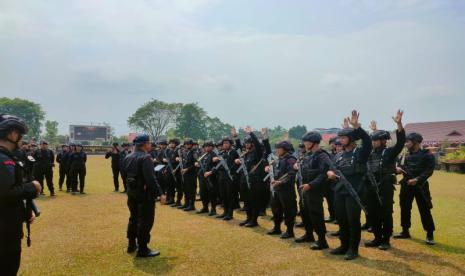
[144,110,436,261]
[16,140,88,195]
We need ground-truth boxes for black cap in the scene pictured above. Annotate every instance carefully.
[338,128,359,141]
[406,132,423,143]
[371,130,391,141]
[133,134,150,145]
[275,140,294,152]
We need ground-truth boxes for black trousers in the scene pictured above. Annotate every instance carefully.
[270,188,297,229]
[70,166,86,192]
[174,172,184,204]
[0,240,21,276]
[323,184,336,220]
[183,173,197,208]
[219,173,236,217]
[303,190,327,241]
[334,191,361,251]
[163,172,176,202]
[111,166,120,190]
[366,179,395,241]
[298,188,314,235]
[127,197,155,250]
[243,176,268,223]
[198,175,209,209]
[58,166,68,190]
[35,166,54,193]
[399,183,435,232]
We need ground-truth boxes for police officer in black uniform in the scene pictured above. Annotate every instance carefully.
[328,110,372,260]
[0,114,41,276]
[56,144,70,191]
[297,131,331,250]
[105,143,122,192]
[178,139,197,211]
[32,141,56,196]
[213,136,240,220]
[266,141,297,239]
[235,127,267,228]
[122,134,166,257]
[394,132,436,245]
[167,139,182,207]
[69,144,87,194]
[197,141,218,216]
[119,143,132,193]
[364,110,405,250]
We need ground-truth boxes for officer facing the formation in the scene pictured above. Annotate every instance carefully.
[266,141,297,239]
[395,132,436,245]
[364,111,406,250]
[297,131,331,250]
[213,136,239,220]
[327,110,372,260]
[33,140,56,196]
[56,144,70,191]
[105,143,122,192]
[0,114,42,276]
[122,134,166,257]
[69,144,87,194]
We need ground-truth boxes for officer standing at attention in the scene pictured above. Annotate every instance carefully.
[364,110,405,250]
[56,144,70,191]
[327,110,372,260]
[394,132,436,245]
[122,134,166,257]
[69,144,87,194]
[32,140,56,196]
[105,143,122,192]
[0,114,41,275]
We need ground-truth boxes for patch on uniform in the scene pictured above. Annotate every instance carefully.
[3,160,15,175]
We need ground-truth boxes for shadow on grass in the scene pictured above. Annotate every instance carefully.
[390,246,465,274]
[410,237,465,255]
[132,255,177,275]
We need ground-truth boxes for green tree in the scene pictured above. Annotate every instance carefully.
[128,99,181,140]
[0,97,45,138]
[205,117,234,141]
[44,120,59,145]
[175,103,207,140]
[289,125,307,140]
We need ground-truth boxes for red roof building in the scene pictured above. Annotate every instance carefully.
[404,120,465,146]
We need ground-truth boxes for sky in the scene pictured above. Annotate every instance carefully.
[1,0,464,136]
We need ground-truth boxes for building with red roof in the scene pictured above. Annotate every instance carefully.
[404,120,465,146]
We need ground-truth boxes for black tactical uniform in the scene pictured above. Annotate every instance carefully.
[332,127,372,259]
[167,140,183,207]
[122,135,164,257]
[365,129,405,249]
[214,139,239,220]
[164,142,179,205]
[238,132,267,227]
[32,142,55,196]
[197,144,218,215]
[396,132,436,244]
[0,114,38,276]
[180,140,197,211]
[268,142,297,239]
[119,144,131,193]
[56,146,70,191]
[105,144,122,191]
[69,146,87,194]
[299,132,331,250]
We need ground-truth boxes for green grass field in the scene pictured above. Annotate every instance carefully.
[19,156,465,275]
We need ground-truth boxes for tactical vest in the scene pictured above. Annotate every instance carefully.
[301,152,323,183]
[403,149,430,178]
[367,148,395,175]
[336,148,367,176]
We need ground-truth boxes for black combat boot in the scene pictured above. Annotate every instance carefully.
[344,248,359,260]
[267,226,282,235]
[364,235,382,247]
[393,229,411,239]
[216,212,226,219]
[127,239,137,253]
[280,226,295,239]
[137,247,161,258]
[295,233,315,243]
[245,218,258,228]
[208,208,217,216]
[330,246,348,255]
[197,207,209,214]
[239,218,250,227]
[426,231,435,245]
[310,239,329,250]
[378,237,391,251]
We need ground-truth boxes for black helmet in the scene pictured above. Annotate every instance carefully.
[157,139,168,146]
[222,136,233,144]
[329,136,338,144]
[184,138,194,145]
[203,140,214,147]
[302,131,322,143]
[298,142,305,149]
[133,134,150,145]
[40,140,49,145]
[338,128,358,141]
[0,114,28,137]
[76,143,83,148]
[371,130,391,141]
[275,141,294,152]
[244,136,253,144]
[406,132,423,143]
[169,138,180,146]
[334,139,342,146]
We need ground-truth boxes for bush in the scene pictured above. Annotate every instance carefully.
[441,146,465,162]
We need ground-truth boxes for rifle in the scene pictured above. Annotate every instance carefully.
[164,150,177,183]
[177,148,185,183]
[236,149,251,189]
[326,160,368,215]
[399,156,433,209]
[366,162,383,206]
[25,199,41,247]
[263,154,276,194]
[213,155,234,181]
